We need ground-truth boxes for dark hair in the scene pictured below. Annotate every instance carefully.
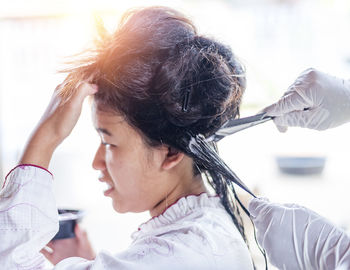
[61,6,247,243]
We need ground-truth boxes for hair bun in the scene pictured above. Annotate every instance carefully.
[156,35,245,138]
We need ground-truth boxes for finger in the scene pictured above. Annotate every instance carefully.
[256,113,288,133]
[75,223,82,237]
[41,245,54,254]
[272,114,300,128]
[81,82,98,96]
[273,108,329,130]
[262,91,310,117]
[74,83,98,101]
[86,73,97,84]
[41,246,54,261]
[59,79,97,105]
[46,241,55,249]
[75,223,88,242]
[54,82,65,93]
[284,203,303,209]
[61,83,97,112]
[276,124,288,133]
[248,197,270,218]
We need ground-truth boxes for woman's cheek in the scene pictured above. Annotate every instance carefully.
[105,149,117,168]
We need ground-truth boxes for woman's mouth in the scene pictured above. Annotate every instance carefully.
[102,181,114,196]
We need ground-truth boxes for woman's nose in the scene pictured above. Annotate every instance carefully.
[92,145,106,171]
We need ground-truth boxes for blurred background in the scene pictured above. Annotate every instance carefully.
[1,0,350,268]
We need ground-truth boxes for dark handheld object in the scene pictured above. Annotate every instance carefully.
[207,113,273,142]
[210,108,312,142]
[53,209,85,240]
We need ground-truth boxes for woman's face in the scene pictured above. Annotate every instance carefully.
[91,105,175,214]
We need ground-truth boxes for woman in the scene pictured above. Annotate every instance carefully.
[0,6,254,269]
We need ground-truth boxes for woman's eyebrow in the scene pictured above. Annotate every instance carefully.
[96,128,113,136]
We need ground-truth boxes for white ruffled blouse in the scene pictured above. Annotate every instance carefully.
[0,165,254,270]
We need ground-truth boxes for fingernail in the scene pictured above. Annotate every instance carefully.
[277,125,288,133]
[91,85,98,93]
[43,246,53,254]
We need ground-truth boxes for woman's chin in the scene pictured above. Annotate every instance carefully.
[112,201,128,213]
[112,201,148,214]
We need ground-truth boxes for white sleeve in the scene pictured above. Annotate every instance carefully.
[0,165,59,270]
[0,165,118,270]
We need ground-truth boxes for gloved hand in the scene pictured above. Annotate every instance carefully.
[249,197,350,270]
[263,68,350,132]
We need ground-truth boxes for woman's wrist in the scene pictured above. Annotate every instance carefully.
[19,126,61,169]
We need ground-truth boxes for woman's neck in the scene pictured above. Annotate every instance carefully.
[149,174,207,217]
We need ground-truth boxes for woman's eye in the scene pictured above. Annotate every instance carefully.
[101,142,115,148]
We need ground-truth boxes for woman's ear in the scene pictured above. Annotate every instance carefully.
[161,146,185,170]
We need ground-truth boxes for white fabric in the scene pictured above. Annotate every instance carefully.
[0,165,59,270]
[263,68,350,132]
[249,197,350,270]
[0,165,254,270]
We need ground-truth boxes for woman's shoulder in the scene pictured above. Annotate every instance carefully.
[126,193,253,269]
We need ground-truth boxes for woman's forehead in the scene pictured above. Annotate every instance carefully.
[92,107,141,139]
[93,113,126,134]
[91,102,123,122]
[93,109,124,124]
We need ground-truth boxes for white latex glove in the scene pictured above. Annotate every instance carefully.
[249,197,350,270]
[263,68,350,132]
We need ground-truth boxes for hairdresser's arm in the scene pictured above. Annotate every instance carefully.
[249,198,350,270]
[0,164,61,269]
[263,68,350,132]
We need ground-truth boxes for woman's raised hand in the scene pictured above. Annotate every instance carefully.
[19,80,98,169]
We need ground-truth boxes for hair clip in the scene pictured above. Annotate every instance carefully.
[182,87,191,112]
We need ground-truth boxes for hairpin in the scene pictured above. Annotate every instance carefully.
[182,87,192,112]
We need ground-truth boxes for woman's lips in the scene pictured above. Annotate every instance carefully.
[99,179,115,196]
[104,186,114,196]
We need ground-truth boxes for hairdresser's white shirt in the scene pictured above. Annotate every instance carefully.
[0,165,254,270]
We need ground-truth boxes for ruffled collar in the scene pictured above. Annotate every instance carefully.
[132,193,222,239]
